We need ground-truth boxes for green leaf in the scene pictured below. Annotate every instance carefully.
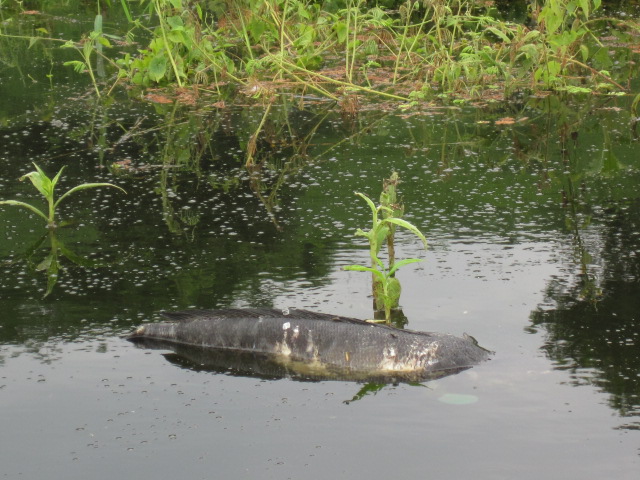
[334,22,348,43]
[247,18,267,43]
[64,60,87,74]
[374,225,389,253]
[168,30,187,44]
[354,192,378,217]
[50,165,65,190]
[344,264,376,272]
[20,164,54,199]
[517,43,539,61]
[295,24,315,48]
[388,257,423,277]
[354,228,369,238]
[387,277,401,307]
[54,183,126,209]
[0,200,48,221]
[344,265,386,281]
[521,30,540,43]
[579,0,590,15]
[558,85,591,94]
[148,54,167,82]
[119,0,133,22]
[579,43,589,62]
[166,16,185,30]
[631,93,640,115]
[382,217,428,249]
[486,27,511,43]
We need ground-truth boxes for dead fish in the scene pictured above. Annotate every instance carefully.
[127,308,491,382]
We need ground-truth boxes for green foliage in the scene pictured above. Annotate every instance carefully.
[344,173,427,323]
[4,0,633,101]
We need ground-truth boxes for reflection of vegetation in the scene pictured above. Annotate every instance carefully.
[61,13,110,97]
[344,173,427,323]
[23,228,109,297]
[528,110,640,428]
[344,382,386,404]
[531,274,640,428]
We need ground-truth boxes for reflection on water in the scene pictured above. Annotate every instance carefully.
[530,199,640,427]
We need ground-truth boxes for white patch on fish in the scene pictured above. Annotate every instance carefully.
[377,341,440,372]
[305,330,319,361]
[275,324,293,357]
[405,342,440,369]
[378,345,400,371]
[276,330,293,356]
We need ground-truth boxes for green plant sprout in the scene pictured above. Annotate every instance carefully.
[344,173,427,324]
[0,162,125,229]
[0,163,126,297]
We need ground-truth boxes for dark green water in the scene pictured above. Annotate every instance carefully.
[1,6,640,480]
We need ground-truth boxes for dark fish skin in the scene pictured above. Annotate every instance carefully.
[127,308,491,381]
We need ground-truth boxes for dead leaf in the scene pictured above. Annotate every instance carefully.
[495,117,515,125]
[144,94,173,104]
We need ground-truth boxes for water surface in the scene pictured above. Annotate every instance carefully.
[1,9,640,480]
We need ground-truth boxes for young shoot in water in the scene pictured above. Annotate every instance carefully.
[0,162,125,229]
[0,162,126,297]
[344,173,427,324]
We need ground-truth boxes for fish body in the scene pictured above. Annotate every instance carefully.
[128,308,490,381]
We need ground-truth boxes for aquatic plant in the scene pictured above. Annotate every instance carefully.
[0,163,125,229]
[344,173,427,323]
[0,163,126,297]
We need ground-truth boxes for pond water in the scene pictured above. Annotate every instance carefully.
[2,8,640,480]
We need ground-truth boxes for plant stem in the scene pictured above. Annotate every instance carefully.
[155,0,183,87]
